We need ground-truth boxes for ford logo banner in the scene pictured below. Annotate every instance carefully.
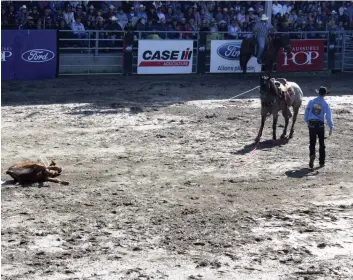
[21,49,55,63]
[217,42,241,60]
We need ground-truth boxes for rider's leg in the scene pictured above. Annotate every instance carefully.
[257,36,265,64]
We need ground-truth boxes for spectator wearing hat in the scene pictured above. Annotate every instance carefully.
[218,19,228,33]
[248,7,256,24]
[106,16,123,46]
[64,4,74,25]
[74,5,87,25]
[17,5,28,25]
[127,6,138,26]
[304,86,334,169]
[137,4,147,21]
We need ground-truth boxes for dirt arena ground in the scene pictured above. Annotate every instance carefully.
[1,73,353,280]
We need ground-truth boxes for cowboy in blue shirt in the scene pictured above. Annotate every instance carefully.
[253,14,275,64]
[304,87,334,169]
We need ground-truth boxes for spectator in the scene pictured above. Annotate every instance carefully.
[272,1,282,16]
[194,8,202,26]
[147,5,159,24]
[218,19,228,33]
[156,7,165,23]
[17,5,28,25]
[188,18,198,39]
[214,6,224,23]
[29,6,41,22]
[44,16,56,29]
[71,16,88,48]
[135,17,147,38]
[228,18,240,39]
[63,4,74,25]
[185,6,193,22]
[127,6,138,26]
[6,4,17,27]
[175,7,184,22]
[137,4,147,21]
[87,5,96,17]
[210,18,218,32]
[105,16,123,47]
[20,16,36,29]
[237,7,246,25]
[116,7,128,29]
[105,5,116,20]
[157,17,168,39]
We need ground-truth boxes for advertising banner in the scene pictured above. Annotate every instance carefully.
[1,30,57,80]
[137,40,193,74]
[1,31,16,80]
[210,40,261,73]
[277,39,325,72]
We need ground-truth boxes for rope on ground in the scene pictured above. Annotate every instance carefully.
[229,86,260,101]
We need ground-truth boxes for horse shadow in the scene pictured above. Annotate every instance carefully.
[234,138,289,155]
[285,167,322,178]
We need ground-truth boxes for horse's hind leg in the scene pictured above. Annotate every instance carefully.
[289,106,300,139]
[281,108,290,139]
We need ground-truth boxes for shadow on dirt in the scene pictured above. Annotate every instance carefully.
[285,167,321,178]
[2,74,352,110]
[1,180,50,188]
[235,138,289,155]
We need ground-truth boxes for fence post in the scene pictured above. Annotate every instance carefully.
[123,30,134,75]
[197,32,207,74]
[95,31,98,56]
[328,31,336,71]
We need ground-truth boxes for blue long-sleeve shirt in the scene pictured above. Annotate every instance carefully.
[304,96,334,129]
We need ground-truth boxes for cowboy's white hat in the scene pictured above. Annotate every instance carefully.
[109,5,115,9]
[248,7,254,12]
[21,5,27,9]
[261,14,269,20]
[110,16,117,21]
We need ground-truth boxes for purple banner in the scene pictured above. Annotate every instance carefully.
[1,30,57,80]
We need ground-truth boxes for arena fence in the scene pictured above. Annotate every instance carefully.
[2,29,352,79]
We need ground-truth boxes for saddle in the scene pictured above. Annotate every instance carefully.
[274,78,294,107]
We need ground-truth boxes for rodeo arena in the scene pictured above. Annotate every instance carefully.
[2,0,353,279]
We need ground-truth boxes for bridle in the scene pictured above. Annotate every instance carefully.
[260,77,280,109]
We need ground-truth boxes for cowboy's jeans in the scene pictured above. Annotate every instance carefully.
[257,36,265,64]
[308,120,325,164]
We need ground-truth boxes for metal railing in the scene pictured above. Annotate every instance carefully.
[57,30,353,75]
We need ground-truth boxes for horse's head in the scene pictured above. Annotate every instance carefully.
[275,33,291,54]
[259,75,279,106]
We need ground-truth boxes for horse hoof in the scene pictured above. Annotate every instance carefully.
[289,133,294,139]
[280,134,286,140]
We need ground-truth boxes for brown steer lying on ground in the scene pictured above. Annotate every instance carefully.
[6,160,69,185]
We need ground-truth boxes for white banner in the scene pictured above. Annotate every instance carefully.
[210,40,261,73]
[138,40,193,74]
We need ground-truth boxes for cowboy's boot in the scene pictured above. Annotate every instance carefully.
[309,155,315,169]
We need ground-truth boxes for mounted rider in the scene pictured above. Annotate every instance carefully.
[253,14,276,64]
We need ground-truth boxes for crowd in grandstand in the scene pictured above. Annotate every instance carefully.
[2,1,353,40]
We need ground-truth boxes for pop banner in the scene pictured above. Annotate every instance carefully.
[277,39,325,72]
[1,30,58,80]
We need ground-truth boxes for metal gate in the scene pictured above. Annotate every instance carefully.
[342,32,353,72]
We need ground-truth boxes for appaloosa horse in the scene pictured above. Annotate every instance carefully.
[255,76,303,145]
[240,33,291,75]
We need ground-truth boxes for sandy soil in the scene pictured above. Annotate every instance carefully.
[1,73,353,280]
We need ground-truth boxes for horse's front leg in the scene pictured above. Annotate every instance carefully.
[255,111,266,143]
[272,113,279,143]
[289,106,300,139]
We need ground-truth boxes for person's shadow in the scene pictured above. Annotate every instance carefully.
[285,167,321,178]
[234,138,289,155]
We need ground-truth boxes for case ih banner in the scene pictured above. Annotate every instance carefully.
[277,39,325,72]
[1,30,57,80]
[210,40,261,73]
[137,40,193,74]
